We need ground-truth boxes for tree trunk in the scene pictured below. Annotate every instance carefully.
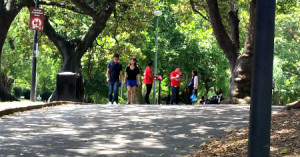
[224,0,256,104]
[135,75,144,104]
[0,8,22,101]
[1,73,14,92]
[205,0,256,104]
[42,1,117,102]
[225,53,253,104]
[56,45,84,101]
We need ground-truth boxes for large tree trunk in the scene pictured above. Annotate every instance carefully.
[0,22,17,101]
[42,1,117,102]
[205,0,256,104]
[0,2,25,101]
[1,73,14,92]
[225,0,256,104]
[60,45,84,101]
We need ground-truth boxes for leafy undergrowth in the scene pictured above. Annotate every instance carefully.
[191,110,300,157]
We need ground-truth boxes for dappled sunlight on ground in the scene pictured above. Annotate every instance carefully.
[0,104,282,156]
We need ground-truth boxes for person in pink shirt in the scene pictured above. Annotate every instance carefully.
[170,67,182,104]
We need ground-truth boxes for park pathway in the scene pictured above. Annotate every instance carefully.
[0,104,283,157]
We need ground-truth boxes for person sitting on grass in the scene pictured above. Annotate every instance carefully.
[216,88,222,104]
[199,96,205,105]
[207,87,217,104]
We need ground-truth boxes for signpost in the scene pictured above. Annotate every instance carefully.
[30,0,44,102]
[30,7,44,31]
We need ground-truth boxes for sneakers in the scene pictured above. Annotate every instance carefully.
[107,101,117,105]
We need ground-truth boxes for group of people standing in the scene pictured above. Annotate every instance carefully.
[106,53,221,105]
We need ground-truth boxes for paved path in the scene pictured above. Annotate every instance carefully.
[0,104,283,157]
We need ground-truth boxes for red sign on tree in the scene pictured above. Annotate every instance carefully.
[30,7,44,31]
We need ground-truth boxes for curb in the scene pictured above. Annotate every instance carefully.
[0,101,84,118]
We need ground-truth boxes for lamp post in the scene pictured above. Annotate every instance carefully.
[152,10,162,104]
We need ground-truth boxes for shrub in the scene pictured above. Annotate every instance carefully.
[13,87,22,98]
[41,90,52,101]
[23,89,30,99]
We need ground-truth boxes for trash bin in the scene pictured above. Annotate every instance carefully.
[57,72,77,101]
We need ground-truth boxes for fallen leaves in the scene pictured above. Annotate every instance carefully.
[280,149,288,154]
[192,110,300,157]
[127,150,135,153]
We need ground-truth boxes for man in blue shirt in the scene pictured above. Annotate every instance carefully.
[106,54,123,104]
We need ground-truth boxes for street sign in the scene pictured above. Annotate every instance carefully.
[30,7,44,31]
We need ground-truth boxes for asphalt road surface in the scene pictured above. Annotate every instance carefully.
[0,104,282,157]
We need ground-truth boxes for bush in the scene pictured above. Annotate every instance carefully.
[22,89,30,99]
[41,90,52,101]
[13,87,22,98]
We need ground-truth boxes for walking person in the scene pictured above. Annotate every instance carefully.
[143,61,155,104]
[124,58,141,104]
[189,70,198,104]
[170,67,182,104]
[106,54,123,105]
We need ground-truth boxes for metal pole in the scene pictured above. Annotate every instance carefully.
[248,0,276,156]
[30,0,39,102]
[158,79,161,104]
[152,17,159,104]
[121,82,123,99]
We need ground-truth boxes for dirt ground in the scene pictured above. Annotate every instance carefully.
[191,110,300,157]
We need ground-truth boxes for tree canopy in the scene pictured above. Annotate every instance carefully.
[0,0,299,104]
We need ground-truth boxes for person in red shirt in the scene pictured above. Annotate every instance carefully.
[170,67,182,104]
[144,61,155,104]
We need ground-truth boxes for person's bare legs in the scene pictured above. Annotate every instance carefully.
[127,86,131,104]
[131,86,136,104]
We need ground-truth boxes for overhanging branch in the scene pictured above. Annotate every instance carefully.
[39,1,84,14]
[190,0,209,21]
[283,66,300,76]
[77,0,117,58]
[43,16,68,55]
[286,28,299,44]
[70,0,97,19]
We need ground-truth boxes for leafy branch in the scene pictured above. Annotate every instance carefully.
[39,1,85,14]
[189,0,209,21]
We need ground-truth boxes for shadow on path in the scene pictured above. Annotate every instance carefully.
[0,104,282,157]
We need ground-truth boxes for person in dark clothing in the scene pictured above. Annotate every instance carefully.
[189,70,198,104]
[199,96,205,105]
[216,88,222,104]
[106,54,123,104]
[124,58,141,104]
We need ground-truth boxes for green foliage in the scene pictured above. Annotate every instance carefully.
[41,90,52,101]
[273,6,300,104]
[3,0,298,104]
[13,87,22,98]
[3,8,60,95]
[276,0,299,14]
[22,89,30,99]
[84,68,109,103]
